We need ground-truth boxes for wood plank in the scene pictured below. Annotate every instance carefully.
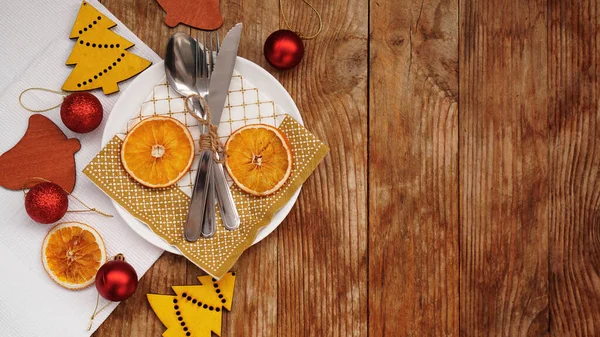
[184,1,281,336]
[369,0,459,335]
[548,0,600,335]
[185,234,278,336]
[274,0,368,335]
[94,0,189,336]
[459,0,549,335]
[101,0,190,59]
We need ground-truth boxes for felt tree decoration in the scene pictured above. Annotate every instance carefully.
[0,115,80,193]
[62,1,151,94]
[147,272,236,337]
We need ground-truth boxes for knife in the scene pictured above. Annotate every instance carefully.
[207,23,242,231]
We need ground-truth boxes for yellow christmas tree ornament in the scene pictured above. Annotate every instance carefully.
[148,272,236,337]
[62,1,152,94]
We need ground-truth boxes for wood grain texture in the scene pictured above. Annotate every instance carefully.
[102,0,190,59]
[185,234,278,336]
[90,0,600,336]
[548,0,600,335]
[195,1,282,336]
[274,0,368,335]
[95,0,368,336]
[459,0,549,335]
[369,0,459,336]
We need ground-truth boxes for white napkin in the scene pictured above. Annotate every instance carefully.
[0,1,164,336]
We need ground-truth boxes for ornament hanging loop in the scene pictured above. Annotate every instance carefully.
[87,254,125,331]
[114,253,126,262]
[18,88,67,113]
[20,177,51,197]
[279,0,323,40]
[87,292,111,331]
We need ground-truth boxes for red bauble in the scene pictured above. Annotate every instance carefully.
[25,182,68,224]
[264,30,304,70]
[95,254,138,301]
[60,93,103,133]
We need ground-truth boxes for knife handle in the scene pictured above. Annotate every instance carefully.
[201,155,216,238]
[185,149,213,241]
[212,155,240,230]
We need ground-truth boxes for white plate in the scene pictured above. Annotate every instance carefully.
[102,59,303,254]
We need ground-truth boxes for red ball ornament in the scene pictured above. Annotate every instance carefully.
[25,182,68,224]
[264,30,305,70]
[60,92,103,133]
[95,254,138,302]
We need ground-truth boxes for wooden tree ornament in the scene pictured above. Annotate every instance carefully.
[0,115,80,193]
[155,0,223,30]
[147,272,236,337]
[62,1,152,95]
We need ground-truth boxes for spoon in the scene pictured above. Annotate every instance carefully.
[165,33,215,241]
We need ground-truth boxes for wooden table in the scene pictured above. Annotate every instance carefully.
[95,0,599,335]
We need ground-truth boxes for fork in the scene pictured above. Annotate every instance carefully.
[190,30,218,238]
[196,30,240,236]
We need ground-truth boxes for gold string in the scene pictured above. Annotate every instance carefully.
[20,177,112,217]
[87,292,112,331]
[279,0,323,40]
[184,95,226,163]
[20,177,50,197]
[68,193,113,218]
[86,253,124,330]
[18,88,67,112]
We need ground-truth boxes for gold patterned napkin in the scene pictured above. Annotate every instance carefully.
[84,77,328,278]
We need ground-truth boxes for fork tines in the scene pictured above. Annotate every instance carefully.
[195,30,220,77]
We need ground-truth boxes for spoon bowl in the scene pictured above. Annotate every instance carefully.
[165,33,198,98]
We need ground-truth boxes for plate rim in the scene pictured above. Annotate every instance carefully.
[101,57,303,254]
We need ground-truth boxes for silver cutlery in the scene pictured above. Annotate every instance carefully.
[202,23,243,231]
[165,33,214,241]
[165,25,242,240]
[194,31,217,237]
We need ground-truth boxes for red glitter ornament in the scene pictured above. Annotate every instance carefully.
[25,182,68,224]
[264,30,305,70]
[60,92,103,133]
[95,254,138,301]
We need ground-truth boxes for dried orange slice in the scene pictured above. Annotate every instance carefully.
[224,124,293,196]
[121,116,195,188]
[41,222,106,290]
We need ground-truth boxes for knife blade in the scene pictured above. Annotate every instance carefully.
[208,23,242,124]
